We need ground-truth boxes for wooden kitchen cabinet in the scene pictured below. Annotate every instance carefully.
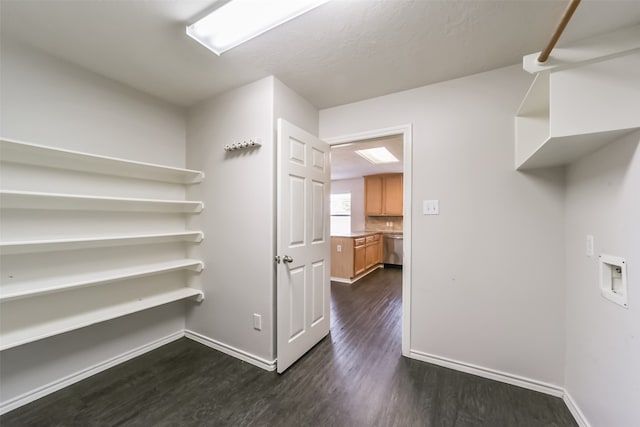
[364,173,403,216]
[364,234,381,270]
[354,244,366,275]
[364,175,383,214]
[331,233,383,282]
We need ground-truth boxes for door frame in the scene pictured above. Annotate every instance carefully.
[324,124,412,356]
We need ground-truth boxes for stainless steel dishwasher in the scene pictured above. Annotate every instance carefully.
[383,233,403,266]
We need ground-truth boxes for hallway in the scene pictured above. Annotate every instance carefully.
[1,268,576,426]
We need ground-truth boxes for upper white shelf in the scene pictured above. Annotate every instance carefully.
[0,287,204,351]
[0,138,204,184]
[0,190,204,213]
[0,231,204,255]
[516,34,640,170]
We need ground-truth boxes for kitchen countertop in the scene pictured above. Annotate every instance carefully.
[331,230,403,238]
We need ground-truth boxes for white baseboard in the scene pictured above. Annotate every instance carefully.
[0,330,184,416]
[331,264,384,284]
[563,390,591,427]
[408,349,565,398]
[185,330,276,371]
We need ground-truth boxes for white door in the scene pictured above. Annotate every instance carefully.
[276,118,331,373]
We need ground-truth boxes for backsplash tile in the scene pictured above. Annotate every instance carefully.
[365,216,403,232]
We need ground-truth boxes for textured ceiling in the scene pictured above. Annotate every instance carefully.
[331,135,404,180]
[1,1,639,109]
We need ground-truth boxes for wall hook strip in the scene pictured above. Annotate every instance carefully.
[224,139,261,152]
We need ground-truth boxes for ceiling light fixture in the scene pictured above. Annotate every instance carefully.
[355,147,399,164]
[186,0,330,55]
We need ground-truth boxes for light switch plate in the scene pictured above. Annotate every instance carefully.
[586,235,594,257]
[253,313,262,330]
[423,200,439,215]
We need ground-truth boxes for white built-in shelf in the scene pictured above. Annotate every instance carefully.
[0,259,204,302]
[0,190,204,213]
[0,287,204,351]
[516,128,637,170]
[515,28,640,170]
[515,72,637,170]
[0,138,204,184]
[0,231,204,255]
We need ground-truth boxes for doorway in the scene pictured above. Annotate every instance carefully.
[325,125,412,356]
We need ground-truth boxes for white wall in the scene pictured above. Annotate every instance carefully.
[320,65,567,387]
[185,77,276,364]
[331,178,365,232]
[0,39,189,408]
[185,76,319,366]
[0,38,185,165]
[273,78,319,136]
[564,130,640,427]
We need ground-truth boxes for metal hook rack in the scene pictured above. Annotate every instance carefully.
[224,138,261,152]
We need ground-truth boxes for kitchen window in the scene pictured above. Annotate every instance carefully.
[330,193,351,235]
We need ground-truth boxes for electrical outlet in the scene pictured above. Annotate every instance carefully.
[253,313,262,331]
[337,244,342,253]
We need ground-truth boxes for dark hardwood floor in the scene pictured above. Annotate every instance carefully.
[1,268,577,426]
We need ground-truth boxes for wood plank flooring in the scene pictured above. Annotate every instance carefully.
[1,268,577,426]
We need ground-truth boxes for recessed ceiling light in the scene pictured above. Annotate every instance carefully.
[186,0,330,56]
[355,147,399,164]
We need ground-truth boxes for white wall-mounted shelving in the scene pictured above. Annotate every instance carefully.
[0,138,205,351]
[0,138,204,184]
[0,190,204,213]
[0,231,204,255]
[1,259,204,302]
[516,26,640,170]
[0,287,204,351]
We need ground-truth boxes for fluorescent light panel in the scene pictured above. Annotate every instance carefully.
[187,0,330,55]
[355,147,399,164]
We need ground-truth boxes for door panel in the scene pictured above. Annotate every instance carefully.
[288,266,306,340]
[311,181,325,243]
[289,175,306,246]
[311,261,325,325]
[277,119,330,373]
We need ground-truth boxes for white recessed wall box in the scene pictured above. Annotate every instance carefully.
[599,254,628,308]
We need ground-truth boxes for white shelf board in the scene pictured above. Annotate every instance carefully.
[0,190,204,213]
[0,138,204,184]
[0,287,204,351]
[516,128,638,170]
[0,231,204,255]
[0,259,204,302]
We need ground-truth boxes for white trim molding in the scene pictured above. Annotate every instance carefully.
[185,330,276,371]
[331,264,383,285]
[0,330,184,415]
[408,349,565,398]
[563,391,591,427]
[324,123,413,357]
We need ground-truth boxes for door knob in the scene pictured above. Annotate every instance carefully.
[283,255,294,264]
